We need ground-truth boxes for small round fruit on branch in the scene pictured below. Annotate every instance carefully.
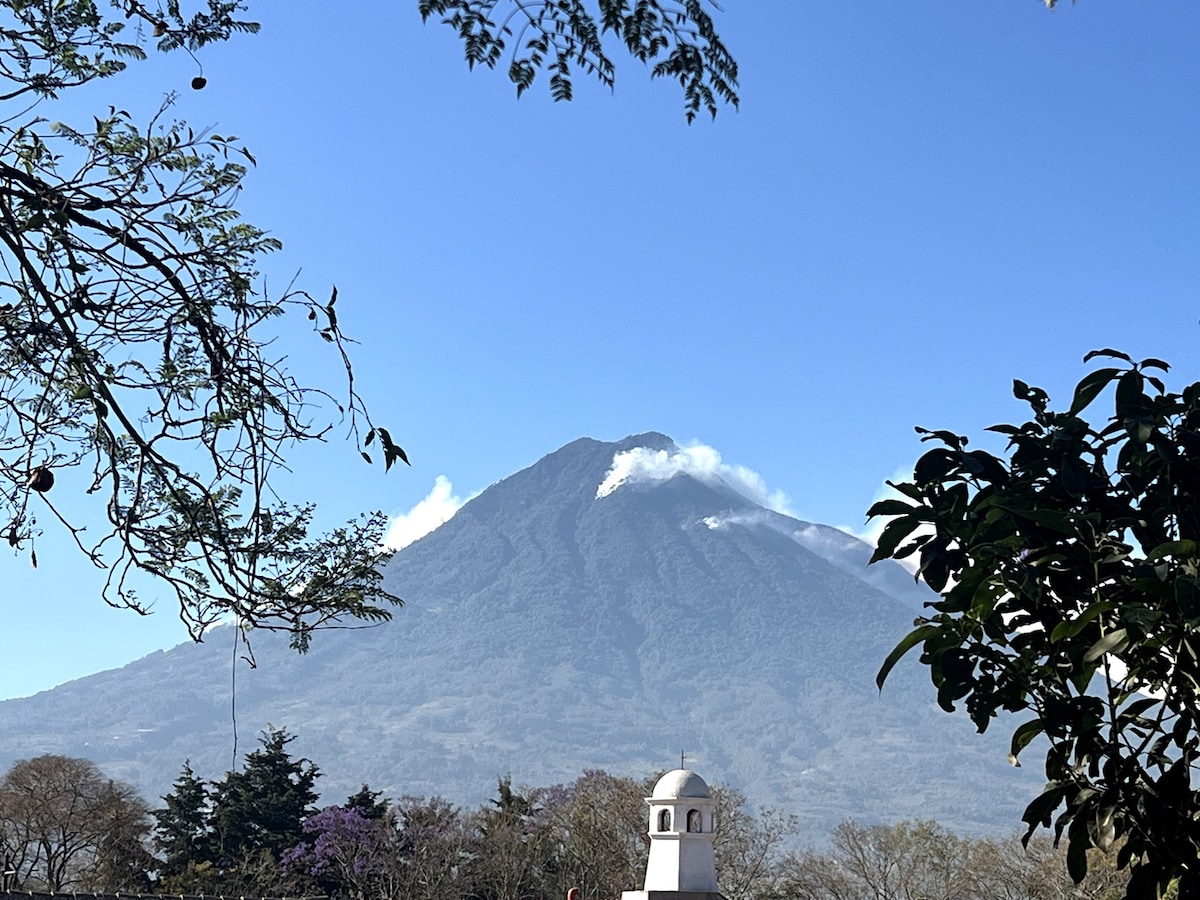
[26,467,54,492]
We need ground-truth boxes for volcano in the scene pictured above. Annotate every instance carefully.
[0,433,1040,842]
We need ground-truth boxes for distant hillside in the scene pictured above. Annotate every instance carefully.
[0,433,1041,843]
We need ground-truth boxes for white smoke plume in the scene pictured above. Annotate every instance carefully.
[596,443,792,514]
[384,476,470,551]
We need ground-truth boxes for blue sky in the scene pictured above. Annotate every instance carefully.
[2,1,1198,700]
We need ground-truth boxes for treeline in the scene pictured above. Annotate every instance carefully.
[0,729,1130,899]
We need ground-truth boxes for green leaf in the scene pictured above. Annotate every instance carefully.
[1068,367,1120,416]
[869,514,919,564]
[1022,783,1067,834]
[918,539,954,592]
[326,285,338,330]
[913,447,956,486]
[1050,601,1116,642]
[1012,380,1049,410]
[1115,368,1145,415]
[1008,718,1043,766]
[960,451,1006,487]
[1147,540,1199,561]
[1117,697,1159,724]
[915,426,966,449]
[876,624,941,690]
[866,498,915,518]
[1083,348,1133,364]
[376,427,411,470]
[1004,506,1076,535]
[1083,628,1130,664]
[985,423,1020,436]
[887,480,924,502]
[1066,814,1091,883]
[1125,415,1154,445]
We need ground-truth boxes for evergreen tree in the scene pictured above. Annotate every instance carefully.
[153,762,214,889]
[85,782,156,892]
[344,785,390,821]
[470,777,546,900]
[210,729,320,871]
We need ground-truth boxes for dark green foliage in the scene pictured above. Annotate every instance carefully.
[344,784,390,820]
[156,734,333,897]
[468,777,547,900]
[153,729,320,893]
[419,0,739,122]
[872,352,1200,898]
[210,729,319,868]
[153,762,213,885]
[484,775,538,828]
[84,787,157,893]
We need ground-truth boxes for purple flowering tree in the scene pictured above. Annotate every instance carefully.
[282,805,398,899]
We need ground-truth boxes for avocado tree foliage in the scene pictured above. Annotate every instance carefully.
[871,350,1200,899]
[0,1,737,649]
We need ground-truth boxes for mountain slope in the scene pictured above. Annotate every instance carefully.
[0,433,1040,842]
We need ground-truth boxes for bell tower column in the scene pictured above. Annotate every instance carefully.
[621,768,723,900]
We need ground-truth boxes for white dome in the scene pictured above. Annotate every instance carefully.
[652,769,711,800]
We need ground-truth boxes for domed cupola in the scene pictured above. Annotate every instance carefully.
[621,768,721,900]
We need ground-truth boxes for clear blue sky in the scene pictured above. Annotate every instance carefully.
[2,1,1198,700]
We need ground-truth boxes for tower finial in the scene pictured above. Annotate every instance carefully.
[680,749,685,769]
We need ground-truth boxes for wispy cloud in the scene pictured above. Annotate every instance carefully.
[384,476,470,551]
[835,466,914,542]
[596,442,792,514]
[834,464,925,576]
[700,508,937,611]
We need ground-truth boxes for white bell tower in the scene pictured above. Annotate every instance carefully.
[621,769,722,900]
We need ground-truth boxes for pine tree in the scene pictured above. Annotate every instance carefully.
[153,762,214,888]
[210,730,320,870]
[343,784,390,821]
